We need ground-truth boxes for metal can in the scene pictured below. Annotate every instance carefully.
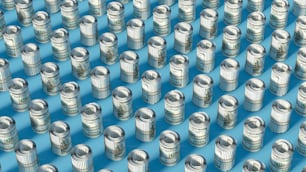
[107,1,125,33]
[269,99,292,133]
[217,95,239,129]
[133,0,150,20]
[294,16,306,47]
[222,25,241,58]
[127,149,149,172]
[269,62,291,96]
[148,36,167,68]
[245,44,266,76]
[196,40,216,73]
[242,116,265,152]
[127,18,145,50]
[98,170,113,172]
[178,0,195,23]
[169,54,189,88]
[224,0,243,25]
[60,0,80,30]
[242,159,265,172]
[21,43,41,76]
[214,135,237,172]
[270,139,293,172]
[153,5,171,36]
[199,9,218,40]
[49,121,72,156]
[44,0,60,13]
[120,51,139,83]
[51,28,71,61]
[295,48,306,80]
[112,86,133,120]
[142,70,161,104]
[159,130,180,166]
[70,47,90,80]
[174,22,193,54]
[247,0,265,12]
[0,11,6,39]
[247,12,266,43]
[29,99,50,134]
[91,66,111,99]
[244,78,265,112]
[99,32,118,65]
[202,0,219,9]
[219,58,240,91]
[269,29,290,61]
[40,62,61,96]
[81,102,103,138]
[71,144,94,172]
[188,112,210,147]
[38,164,58,172]
[184,154,206,172]
[135,107,156,142]
[1,0,15,10]
[32,11,52,43]
[15,139,39,172]
[104,125,126,161]
[269,0,289,29]
[192,74,213,108]
[297,121,306,156]
[88,0,106,16]
[0,116,18,152]
[296,82,306,116]
[164,90,185,125]
[293,0,306,16]
[8,78,31,112]
[60,81,82,116]
[158,0,176,6]
[80,15,98,46]
[0,58,11,92]
[3,25,24,58]
[16,0,34,27]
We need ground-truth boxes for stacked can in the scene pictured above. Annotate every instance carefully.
[184,154,206,172]
[15,139,39,172]
[247,0,265,12]
[99,169,113,172]
[60,0,80,30]
[80,15,98,46]
[91,66,111,99]
[269,0,289,29]
[0,58,11,91]
[81,103,103,138]
[16,0,34,26]
[32,11,52,43]
[247,12,266,43]
[269,99,292,133]
[169,55,189,88]
[159,130,180,166]
[21,43,41,76]
[70,47,91,80]
[269,29,290,61]
[219,58,240,91]
[148,36,167,68]
[133,0,150,19]
[214,135,237,171]
[88,0,106,16]
[0,11,6,39]
[217,95,239,129]
[199,9,218,40]
[244,78,265,112]
[60,81,82,115]
[164,90,185,125]
[49,121,72,156]
[8,78,31,112]
[224,0,243,25]
[153,5,171,36]
[0,116,18,152]
[158,0,176,6]
[1,0,15,10]
[293,0,306,16]
[38,164,58,172]
[127,149,149,172]
[142,70,161,104]
[127,19,145,50]
[270,139,293,172]
[295,48,306,80]
[245,44,266,76]
[294,16,306,47]
[188,112,210,147]
[174,22,193,54]
[104,125,126,161]
[71,144,94,172]
[196,40,216,73]
[269,62,291,96]
[296,82,306,116]
[51,28,71,61]
[107,1,125,33]
[242,159,265,172]
[297,121,306,156]
[29,99,50,134]
[178,0,195,23]
[120,51,139,83]
[222,25,241,58]
[202,0,219,8]
[99,32,118,65]
[40,62,61,95]
[242,116,265,152]
[192,74,213,108]
[44,0,61,13]
[135,107,156,142]
[112,86,133,120]
[3,25,24,57]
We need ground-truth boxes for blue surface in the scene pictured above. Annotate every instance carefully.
[0,0,305,171]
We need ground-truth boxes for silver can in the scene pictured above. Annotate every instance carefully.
[51,28,71,61]
[244,78,265,112]
[81,102,103,138]
[294,16,306,47]
[127,18,145,50]
[0,11,6,39]
[219,58,240,91]
[295,48,306,80]
[15,139,39,172]
[246,12,266,43]
[91,66,111,99]
[71,144,94,172]
[0,116,18,152]
[38,164,58,172]
[3,25,24,58]
[269,0,289,29]
[269,62,291,96]
[16,0,34,27]
[242,116,265,152]
[214,135,237,172]
[158,0,176,6]
[0,58,11,92]
[1,0,15,10]
[192,74,213,108]
[242,159,265,172]
[8,78,31,112]
[80,15,98,46]
[49,121,72,156]
[269,99,292,133]
[293,0,306,16]
[178,0,195,23]
[224,0,243,25]
[184,154,206,172]
[112,86,133,120]
[127,149,149,172]
[107,1,125,33]
[32,11,52,43]
[148,36,167,68]
[120,51,139,83]
[60,0,80,30]
[202,0,219,9]
[40,62,61,96]
[21,43,41,76]
[104,125,126,161]
[153,5,171,36]
[135,107,156,142]
[217,95,239,129]
[60,81,82,116]
[269,29,290,61]
[159,130,180,166]
[199,9,218,40]
[164,90,185,125]
[188,112,210,147]
[88,0,106,16]
[174,22,193,54]
[196,40,216,73]
[222,25,241,58]
[247,0,265,12]
[270,139,293,172]
[98,170,113,172]
[169,54,189,88]
[296,82,306,116]
[29,99,50,134]
[245,44,266,76]
[133,0,150,20]
[99,32,118,65]
[70,47,90,80]
[297,121,306,156]
[142,70,161,104]
[44,0,60,13]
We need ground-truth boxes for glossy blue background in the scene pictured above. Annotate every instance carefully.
[0,0,305,171]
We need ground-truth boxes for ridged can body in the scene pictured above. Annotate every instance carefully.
[202,0,219,9]
[0,116,18,152]
[242,159,265,172]
[15,139,39,172]
[49,121,72,156]
[269,0,289,29]
[32,11,52,43]
[224,0,242,25]
[188,112,210,147]
[196,40,216,73]
[169,55,189,88]
[128,149,149,172]
[269,29,291,61]
[135,107,156,142]
[270,139,293,172]
[99,32,118,65]
[184,154,206,172]
[127,19,145,50]
[91,66,110,99]
[70,47,90,80]
[16,0,34,27]
[148,36,167,68]
[1,0,15,10]
[21,43,41,76]
[159,130,180,166]
[44,0,61,13]
[51,28,71,61]
[88,0,106,16]
[3,25,24,57]
[80,15,98,46]
[60,0,80,30]
[120,51,139,83]
[40,62,61,95]
[0,58,11,91]
[297,122,306,156]
[178,0,195,23]
[269,99,292,133]
[174,22,193,54]
[242,116,265,152]
[112,86,133,120]
[60,82,82,116]
[133,0,150,20]
[247,12,266,43]
[247,0,265,12]
[107,1,125,33]
[219,58,240,91]
[214,135,237,172]
[269,62,291,96]
[295,48,306,80]
[294,16,306,47]
[164,90,185,125]
[29,99,50,134]
[199,9,218,40]
[71,144,94,172]
[296,82,306,116]
[293,0,306,16]
[81,103,103,138]
[222,25,241,58]
[104,125,126,161]
[244,78,265,112]
[158,0,176,6]
[217,95,239,129]
[153,5,171,36]
[0,11,6,39]
[8,78,31,112]
[38,164,58,172]
[192,74,213,108]
[142,70,161,104]
[245,44,266,76]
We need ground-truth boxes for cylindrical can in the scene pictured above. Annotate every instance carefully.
[247,12,266,43]
[270,139,293,172]
[202,0,219,9]
[128,149,149,172]
[0,116,18,152]
[21,43,41,76]
[245,44,266,76]
[217,95,239,129]
[188,112,210,147]
[169,54,189,88]
[32,11,52,43]
[295,48,306,80]
[81,102,103,138]
[29,99,50,134]
[44,0,61,13]
[8,78,31,112]
[51,28,71,61]
[40,62,61,96]
[224,0,243,25]
[99,32,118,65]
[174,22,193,54]
[133,0,150,20]
[135,107,156,142]
[38,164,58,172]
[199,9,218,40]
[15,139,39,172]
[0,11,6,39]
[120,51,139,83]
[1,0,15,10]
[297,121,306,156]
[247,0,265,12]
[222,25,241,58]
[142,70,161,104]
[91,66,111,99]
[127,18,145,50]
[3,25,24,57]
[88,0,106,16]
[192,74,213,108]
[71,144,94,172]
[153,5,171,36]
[60,81,82,116]
[269,0,289,29]
[159,130,180,166]
[184,154,206,172]
[0,58,11,92]
[104,125,126,161]
[164,90,185,125]
[296,82,306,116]
[244,78,265,112]
[148,36,167,68]
[214,135,237,172]
[70,47,90,80]
[196,40,216,73]
[98,170,113,172]
[60,0,80,30]
[269,99,292,133]
[112,86,133,120]
[178,0,195,23]
[293,0,306,16]
[294,16,306,47]
[107,1,125,33]
[242,159,265,172]
[242,116,265,152]
[219,58,240,91]
[158,0,176,6]
[16,0,34,27]
[80,15,98,46]
[269,29,290,61]
[49,121,72,156]
[269,62,291,96]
